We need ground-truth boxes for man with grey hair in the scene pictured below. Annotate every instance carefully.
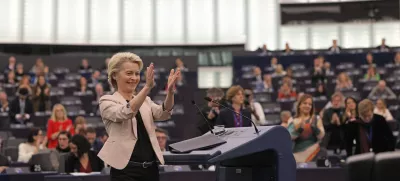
[196,88,225,135]
[368,80,396,99]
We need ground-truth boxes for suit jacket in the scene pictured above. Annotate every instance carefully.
[65,151,104,173]
[98,92,171,169]
[9,98,34,123]
[216,107,252,128]
[345,114,395,157]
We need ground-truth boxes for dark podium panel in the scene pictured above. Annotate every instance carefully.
[164,126,296,181]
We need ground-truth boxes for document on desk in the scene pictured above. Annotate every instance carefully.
[69,172,101,176]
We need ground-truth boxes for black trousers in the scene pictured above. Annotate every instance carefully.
[110,164,159,181]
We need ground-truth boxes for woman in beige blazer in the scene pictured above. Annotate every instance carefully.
[98,52,180,181]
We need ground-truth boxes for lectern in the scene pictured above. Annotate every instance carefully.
[164,126,296,181]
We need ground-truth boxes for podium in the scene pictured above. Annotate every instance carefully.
[164,126,296,181]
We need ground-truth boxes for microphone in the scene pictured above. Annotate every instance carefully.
[204,97,260,134]
[191,100,214,134]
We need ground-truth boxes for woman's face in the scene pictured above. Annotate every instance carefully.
[8,72,15,79]
[69,143,78,157]
[82,59,88,67]
[231,90,244,105]
[34,130,44,143]
[55,106,65,120]
[22,77,29,85]
[17,64,23,71]
[346,98,356,110]
[115,62,140,93]
[299,98,313,115]
[38,76,46,85]
[318,85,324,92]
[376,100,384,109]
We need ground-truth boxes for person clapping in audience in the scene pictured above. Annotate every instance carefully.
[65,134,104,173]
[373,99,394,121]
[9,88,33,124]
[335,72,353,91]
[342,97,358,123]
[0,92,9,113]
[345,99,395,157]
[56,131,71,153]
[288,94,325,162]
[197,88,225,135]
[17,128,47,163]
[322,93,345,152]
[5,71,17,85]
[47,104,75,149]
[278,83,296,100]
[364,66,380,81]
[244,89,265,125]
[32,75,51,112]
[85,127,103,152]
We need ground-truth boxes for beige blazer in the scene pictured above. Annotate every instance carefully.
[97,92,171,169]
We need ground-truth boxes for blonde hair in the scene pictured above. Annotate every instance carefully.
[50,104,68,121]
[74,116,87,125]
[358,99,374,117]
[226,85,244,102]
[107,52,144,90]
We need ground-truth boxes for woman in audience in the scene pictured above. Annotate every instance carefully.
[74,116,88,135]
[77,77,90,93]
[47,104,75,149]
[286,67,293,78]
[314,83,328,98]
[373,99,393,121]
[6,71,17,85]
[335,72,353,91]
[56,131,71,153]
[15,63,25,81]
[65,134,104,173]
[342,97,358,123]
[0,92,9,113]
[278,83,297,100]
[271,64,286,77]
[345,99,395,156]
[288,94,325,162]
[364,66,380,81]
[30,58,48,75]
[18,75,32,95]
[17,128,47,163]
[32,75,51,112]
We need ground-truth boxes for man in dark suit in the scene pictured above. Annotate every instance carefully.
[9,88,33,124]
[217,86,252,128]
[345,99,395,157]
[328,39,342,53]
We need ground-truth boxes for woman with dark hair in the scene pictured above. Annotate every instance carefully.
[17,128,47,163]
[65,134,104,173]
[56,131,71,153]
[288,94,325,162]
[32,75,51,112]
[342,97,358,123]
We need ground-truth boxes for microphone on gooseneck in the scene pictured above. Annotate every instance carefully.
[191,100,214,134]
[204,97,260,134]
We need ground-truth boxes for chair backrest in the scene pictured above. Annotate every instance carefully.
[4,138,26,148]
[4,147,19,162]
[346,152,375,181]
[374,151,400,181]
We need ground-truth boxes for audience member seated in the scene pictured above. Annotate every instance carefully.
[88,70,101,86]
[256,44,270,56]
[336,72,353,91]
[286,67,293,78]
[4,56,16,74]
[47,104,75,149]
[288,94,325,162]
[364,66,380,81]
[283,42,294,54]
[278,83,296,100]
[376,38,390,52]
[5,71,17,85]
[394,52,400,66]
[85,127,103,152]
[280,111,292,128]
[56,131,71,153]
[282,75,295,89]
[94,83,105,102]
[216,85,252,128]
[175,58,188,72]
[267,57,278,71]
[155,128,168,152]
[0,154,10,173]
[293,92,305,113]
[262,74,274,92]
[314,83,328,98]
[80,58,92,71]
[74,116,88,135]
[9,88,33,124]
[345,99,395,157]
[101,58,110,71]
[18,75,33,95]
[99,132,108,145]
[311,56,326,86]
[368,80,396,99]
[252,67,264,91]
[32,75,51,112]
[373,99,394,121]
[65,134,104,173]
[328,39,342,53]
[197,88,225,135]
[361,52,376,69]
[271,64,286,77]
[77,76,91,93]
[17,128,47,163]
[322,92,345,152]
[244,89,265,125]
[324,62,334,76]
[30,58,48,76]
[15,63,25,81]
[342,97,359,123]
[0,91,9,113]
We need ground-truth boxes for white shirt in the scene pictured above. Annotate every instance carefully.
[17,143,44,163]
[373,108,394,121]
[251,101,266,125]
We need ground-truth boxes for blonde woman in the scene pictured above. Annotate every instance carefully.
[271,64,287,77]
[74,116,88,135]
[288,94,325,162]
[373,99,394,121]
[335,72,353,91]
[46,104,74,149]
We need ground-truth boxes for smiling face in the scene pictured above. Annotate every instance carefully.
[115,61,141,93]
